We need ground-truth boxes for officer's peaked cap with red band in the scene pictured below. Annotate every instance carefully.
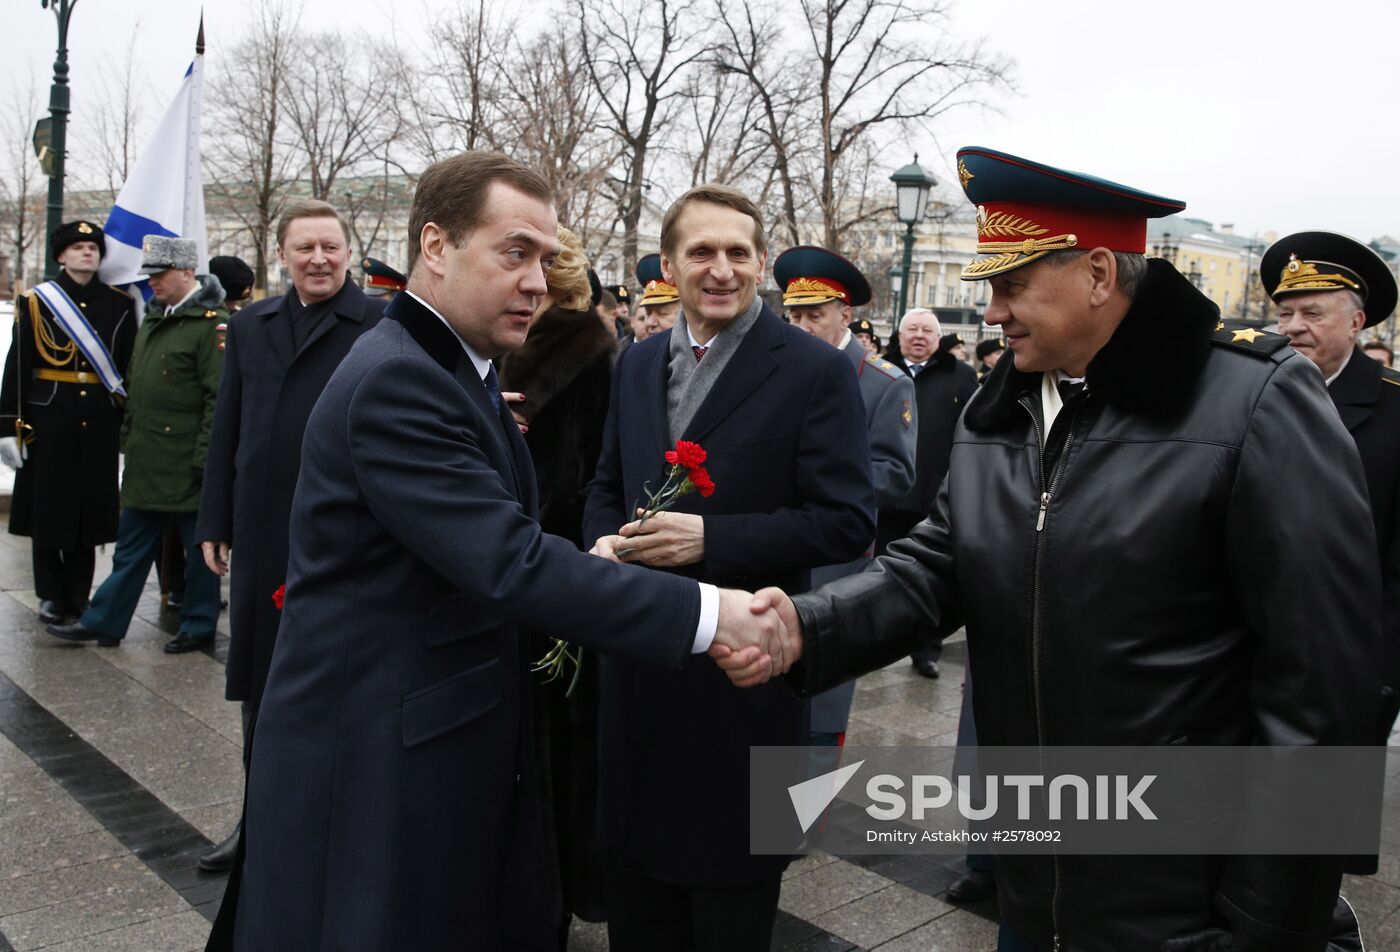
[774,245,872,308]
[956,146,1186,281]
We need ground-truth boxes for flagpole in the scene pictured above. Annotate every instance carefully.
[40,0,79,281]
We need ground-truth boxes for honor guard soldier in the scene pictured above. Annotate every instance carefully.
[47,236,226,652]
[850,316,880,356]
[606,282,632,337]
[720,147,1380,952]
[361,255,407,298]
[210,255,255,313]
[1264,232,1400,746]
[0,221,136,625]
[775,245,916,746]
[975,336,1005,380]
[632,252,681,342]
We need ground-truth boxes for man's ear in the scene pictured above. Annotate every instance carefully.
[418,223,450,278]
[1086,247,1117,308]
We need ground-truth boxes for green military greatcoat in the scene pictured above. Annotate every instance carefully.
[120,274,226,511]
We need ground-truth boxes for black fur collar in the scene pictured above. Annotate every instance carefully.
[383,290,463,376]
[500,306,617,412]
[965,259,1220,432]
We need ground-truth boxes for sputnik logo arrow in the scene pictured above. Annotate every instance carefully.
[788,760,865,833]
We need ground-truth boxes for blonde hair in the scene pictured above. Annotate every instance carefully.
[547,227,593,312]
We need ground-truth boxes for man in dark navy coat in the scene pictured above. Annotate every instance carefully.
[1266,231,1400,744]
[194,201,386,871]
[583,184,875,951]
[206,154,791,952]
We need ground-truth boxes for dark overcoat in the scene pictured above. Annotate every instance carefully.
[499,304,616,921]
[212,292,702,952]
[1327,347,1400,723]
[887,350,978,517]
[195,278,385,708]
[582,303,875,885]
[0,271,135,548]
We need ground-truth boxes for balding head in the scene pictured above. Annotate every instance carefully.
[899,309,941,363]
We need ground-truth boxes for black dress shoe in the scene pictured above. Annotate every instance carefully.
[912,658,940,679]
[198,822,241,872]
[945,869,996,902]
[46,621,119,647]
[38,599,67,625]
[164,631,214,654]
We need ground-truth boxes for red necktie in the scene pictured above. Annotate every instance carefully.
[693,345,708,363]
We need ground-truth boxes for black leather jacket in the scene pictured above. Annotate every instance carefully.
[791,262,1381,952]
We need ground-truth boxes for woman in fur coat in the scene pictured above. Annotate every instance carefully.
[500,228,617,943]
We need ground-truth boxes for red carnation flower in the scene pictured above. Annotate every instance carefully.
[687,466,715,498]
[664,440,707,469]
[272,584,285,610]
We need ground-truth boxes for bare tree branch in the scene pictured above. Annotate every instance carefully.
[576,0,709,272]
[204,0,305,291]
[0,75,44,289]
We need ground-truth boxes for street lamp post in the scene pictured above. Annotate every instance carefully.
[889,156,937,329]
[40,0,79,280]
[887,263,903,325]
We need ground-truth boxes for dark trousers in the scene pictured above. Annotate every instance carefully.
[79,508,219,641]
[32,544,96,613]
[607,866,780,952]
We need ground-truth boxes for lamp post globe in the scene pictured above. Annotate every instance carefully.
[889,155,937,329]
[887,263,904,323]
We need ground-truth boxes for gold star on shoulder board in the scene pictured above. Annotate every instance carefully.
[1231,328,1264,344]
[1215,321,1225,332]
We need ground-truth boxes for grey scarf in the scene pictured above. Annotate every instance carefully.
[666,296,763,442]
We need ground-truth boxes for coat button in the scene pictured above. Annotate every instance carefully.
[80,421,87,428]
[79,390,87,397]
[164,425,171,432]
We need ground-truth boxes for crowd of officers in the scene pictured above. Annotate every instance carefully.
[3,149,1399,950]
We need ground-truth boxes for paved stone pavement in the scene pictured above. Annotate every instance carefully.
[1,528,1399,950]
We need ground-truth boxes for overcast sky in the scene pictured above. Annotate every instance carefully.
[8,0,1399,241]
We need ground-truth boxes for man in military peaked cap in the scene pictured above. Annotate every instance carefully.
[1264,231,1400,748]
[47,235,227,654]
[974,336,1005,380]
[631,252,681,342]
[0,221,136,625]
[361,255,407,297]
[606,282,632,338]
[849,316,879,356]
[714,147,1381,952]
[776,245,916,747]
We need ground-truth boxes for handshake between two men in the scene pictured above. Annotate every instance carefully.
[589,509,803,688]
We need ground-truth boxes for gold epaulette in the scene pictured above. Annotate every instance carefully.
[862,355,904,380]
[1210,322,1291,358]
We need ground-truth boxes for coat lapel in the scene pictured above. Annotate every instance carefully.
[1329,346,1379,434]
[295,281,370,361]
[261,293,295,369]
[681,305,782,443]
[645,341,672,458]
[387,293,525,504]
